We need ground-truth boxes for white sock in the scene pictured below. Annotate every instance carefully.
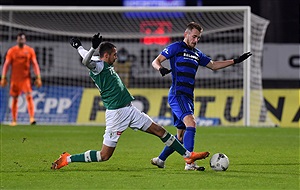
[67,155,71,163]
[183,151,191,158]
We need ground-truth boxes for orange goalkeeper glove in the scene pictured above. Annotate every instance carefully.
[35,76,42,88]
[0,77,7,87]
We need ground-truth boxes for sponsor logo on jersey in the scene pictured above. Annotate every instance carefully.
[183,52,199,61]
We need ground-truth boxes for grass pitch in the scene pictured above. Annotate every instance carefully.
[1,125,299,189]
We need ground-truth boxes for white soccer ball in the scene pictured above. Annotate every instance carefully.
[210,153,229,171]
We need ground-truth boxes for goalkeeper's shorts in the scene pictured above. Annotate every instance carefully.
[10,78,32,96]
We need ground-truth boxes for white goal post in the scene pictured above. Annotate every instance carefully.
[0,6,274,126]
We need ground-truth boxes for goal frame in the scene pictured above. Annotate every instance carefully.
[0,5,252,126]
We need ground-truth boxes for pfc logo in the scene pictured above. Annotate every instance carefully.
[9,90,72,114]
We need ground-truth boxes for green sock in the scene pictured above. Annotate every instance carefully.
[70,150,101,162]
[160,132,189,157]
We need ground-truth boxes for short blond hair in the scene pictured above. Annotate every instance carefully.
[186,22,203,32]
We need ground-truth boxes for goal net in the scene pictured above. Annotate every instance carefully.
[0,6,274,126]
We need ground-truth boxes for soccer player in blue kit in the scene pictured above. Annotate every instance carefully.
[151,22,252,170]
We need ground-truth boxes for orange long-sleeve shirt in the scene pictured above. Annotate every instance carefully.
[2,45,40,82]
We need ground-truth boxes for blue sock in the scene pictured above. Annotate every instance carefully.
[158,135,181,161]
[183,127,196,152]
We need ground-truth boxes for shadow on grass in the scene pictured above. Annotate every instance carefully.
[1,167,162,173]
[228,169,299,176]
[234,163,299,166]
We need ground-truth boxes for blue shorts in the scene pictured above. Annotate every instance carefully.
[168,95,194,129]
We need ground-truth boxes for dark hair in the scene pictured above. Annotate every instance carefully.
[99,42,116,58]
[186,22,203,32]
[17,32,26,38]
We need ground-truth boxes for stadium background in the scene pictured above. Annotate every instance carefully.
[0,0,299,127]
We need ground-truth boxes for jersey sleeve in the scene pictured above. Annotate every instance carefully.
[198,51,211,67]
[78,46,100,61]
[160,43,179,59]
[4,49,13,63]
[90,61,104,75]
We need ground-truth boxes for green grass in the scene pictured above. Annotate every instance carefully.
[1,125,299,189]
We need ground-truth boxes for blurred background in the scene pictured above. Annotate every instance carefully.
[1,0,298,88]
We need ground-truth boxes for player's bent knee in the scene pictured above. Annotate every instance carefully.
[183,115,197,127]
[100,150,114,161]
[100,154,111,161]
[100,144,116,161]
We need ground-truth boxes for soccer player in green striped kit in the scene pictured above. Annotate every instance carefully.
[51,33,210,170]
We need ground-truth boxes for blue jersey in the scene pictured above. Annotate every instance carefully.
[161,41,211,100]
[161,41,211,127]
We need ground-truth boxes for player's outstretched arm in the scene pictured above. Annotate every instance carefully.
[70,37,100,69]
[82,33,102,67]
[206,52,252,71]
[70,37,98,60]
[233,52,252,64]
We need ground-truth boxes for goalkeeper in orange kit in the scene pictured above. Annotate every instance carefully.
[1,32,42,126]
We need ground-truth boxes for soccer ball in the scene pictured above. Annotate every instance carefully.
[210,153,229,171]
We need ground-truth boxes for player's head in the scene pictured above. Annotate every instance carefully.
[16,32,26,48]
[99,42,117,64]
[183,22,203,49]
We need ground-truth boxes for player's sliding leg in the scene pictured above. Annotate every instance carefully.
[160,131,190,157]
[51,145,115,170]
[10,96,18,126]
[146,123,189,157]
[52,124,119,170]
[146,123,209,164]
[26,93,36,125]
[51,105,208,170]
[70,145,115,162]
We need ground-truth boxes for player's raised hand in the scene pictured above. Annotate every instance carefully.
[92,33,103,49]
[0,77,7,87]
[159,67,172,77]
[70,37,82,49]
[233,52,252,64]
